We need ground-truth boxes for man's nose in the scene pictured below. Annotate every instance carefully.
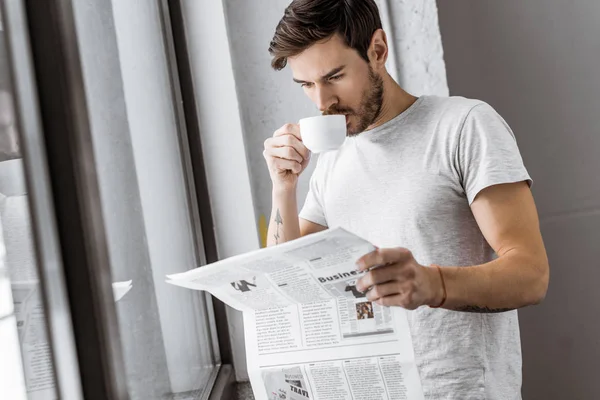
[314,86,337,113]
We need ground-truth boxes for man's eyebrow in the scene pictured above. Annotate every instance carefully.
[322,65,345,80]
[293,65,346,84]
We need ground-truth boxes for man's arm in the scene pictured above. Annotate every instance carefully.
[356,181,550,312]
[264,123,327,247]
[440,181,549,312]
[266,188,327,246]
[299,218,327,237]
[267,189,300,246]
[264,123,309,247]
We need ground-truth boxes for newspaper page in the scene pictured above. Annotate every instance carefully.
[167,228,424,400]
[11,281,133,400]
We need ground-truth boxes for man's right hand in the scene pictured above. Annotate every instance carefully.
[263,123,311,191]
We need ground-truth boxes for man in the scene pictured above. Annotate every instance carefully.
[263,0,549,398]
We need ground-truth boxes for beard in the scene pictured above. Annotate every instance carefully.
[322,66,384,136]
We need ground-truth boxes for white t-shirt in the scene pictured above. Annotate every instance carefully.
[299,95,532,400]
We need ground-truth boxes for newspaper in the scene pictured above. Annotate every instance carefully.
[11,280,132,400]
[167,228,424,400]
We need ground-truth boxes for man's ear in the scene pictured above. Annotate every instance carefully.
[368,29,389,70]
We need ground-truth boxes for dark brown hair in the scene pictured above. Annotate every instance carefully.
[269,0,382,70]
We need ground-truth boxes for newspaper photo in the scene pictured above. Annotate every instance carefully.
[167,228,424,400]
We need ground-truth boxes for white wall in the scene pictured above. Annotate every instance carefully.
[383,0,448,96]
[437,1,600,398]
[223,0,318,239]
[207,0,448,380]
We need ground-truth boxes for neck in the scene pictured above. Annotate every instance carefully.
[367,72,418,131]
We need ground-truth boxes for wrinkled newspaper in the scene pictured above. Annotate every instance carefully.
[167,228,424,400]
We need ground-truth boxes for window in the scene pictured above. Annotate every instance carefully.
[0,10,57,398]
[0,0,232,398]
[72,0,219,396]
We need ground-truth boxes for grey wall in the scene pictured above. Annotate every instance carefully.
[223,0,321,242]
[437,1,600,399]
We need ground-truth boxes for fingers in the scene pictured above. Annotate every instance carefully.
[356,264,397,291]
[265,134,311,163]
[263,144,303,174]
[271,124,310,160]
[353,247,425,310]
[365,287,418,310]
[264,146,304,164]
[274,123,301,140]
[356,264,414,291]
[268,157,302,174]
[356,261,416,292]
[356,248,412,271]
[263,124,310,181]
[365,281,401,301]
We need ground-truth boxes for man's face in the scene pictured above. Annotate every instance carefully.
[288,34,383,136]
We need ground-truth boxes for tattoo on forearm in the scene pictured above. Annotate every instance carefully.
[274,209,283,244]
[455,305,515,313]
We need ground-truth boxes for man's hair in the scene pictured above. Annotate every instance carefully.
[269,0,382,70]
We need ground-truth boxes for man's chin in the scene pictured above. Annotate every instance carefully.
[346,128,361,137]
[345,116,360,137]
[346,120,366,137]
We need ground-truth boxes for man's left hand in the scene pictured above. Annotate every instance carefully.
[355,248,443,310]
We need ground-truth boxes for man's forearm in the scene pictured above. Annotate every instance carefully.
[267,188,301,247]
[436,250,549,313]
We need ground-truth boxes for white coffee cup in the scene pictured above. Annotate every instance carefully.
[299,115,347,153]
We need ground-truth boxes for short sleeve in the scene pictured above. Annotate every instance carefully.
[298,157,328,227]
[457,103,532,204]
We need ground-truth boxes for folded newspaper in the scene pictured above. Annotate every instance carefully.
[167,227,424,400]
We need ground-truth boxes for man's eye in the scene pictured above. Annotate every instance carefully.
[329,74,343,81]
[301,83,313,88]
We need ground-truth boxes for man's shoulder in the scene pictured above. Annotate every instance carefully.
[418,95,504,137]
[422,95,490,118]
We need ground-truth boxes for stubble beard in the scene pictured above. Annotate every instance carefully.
[323,67,384,137]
